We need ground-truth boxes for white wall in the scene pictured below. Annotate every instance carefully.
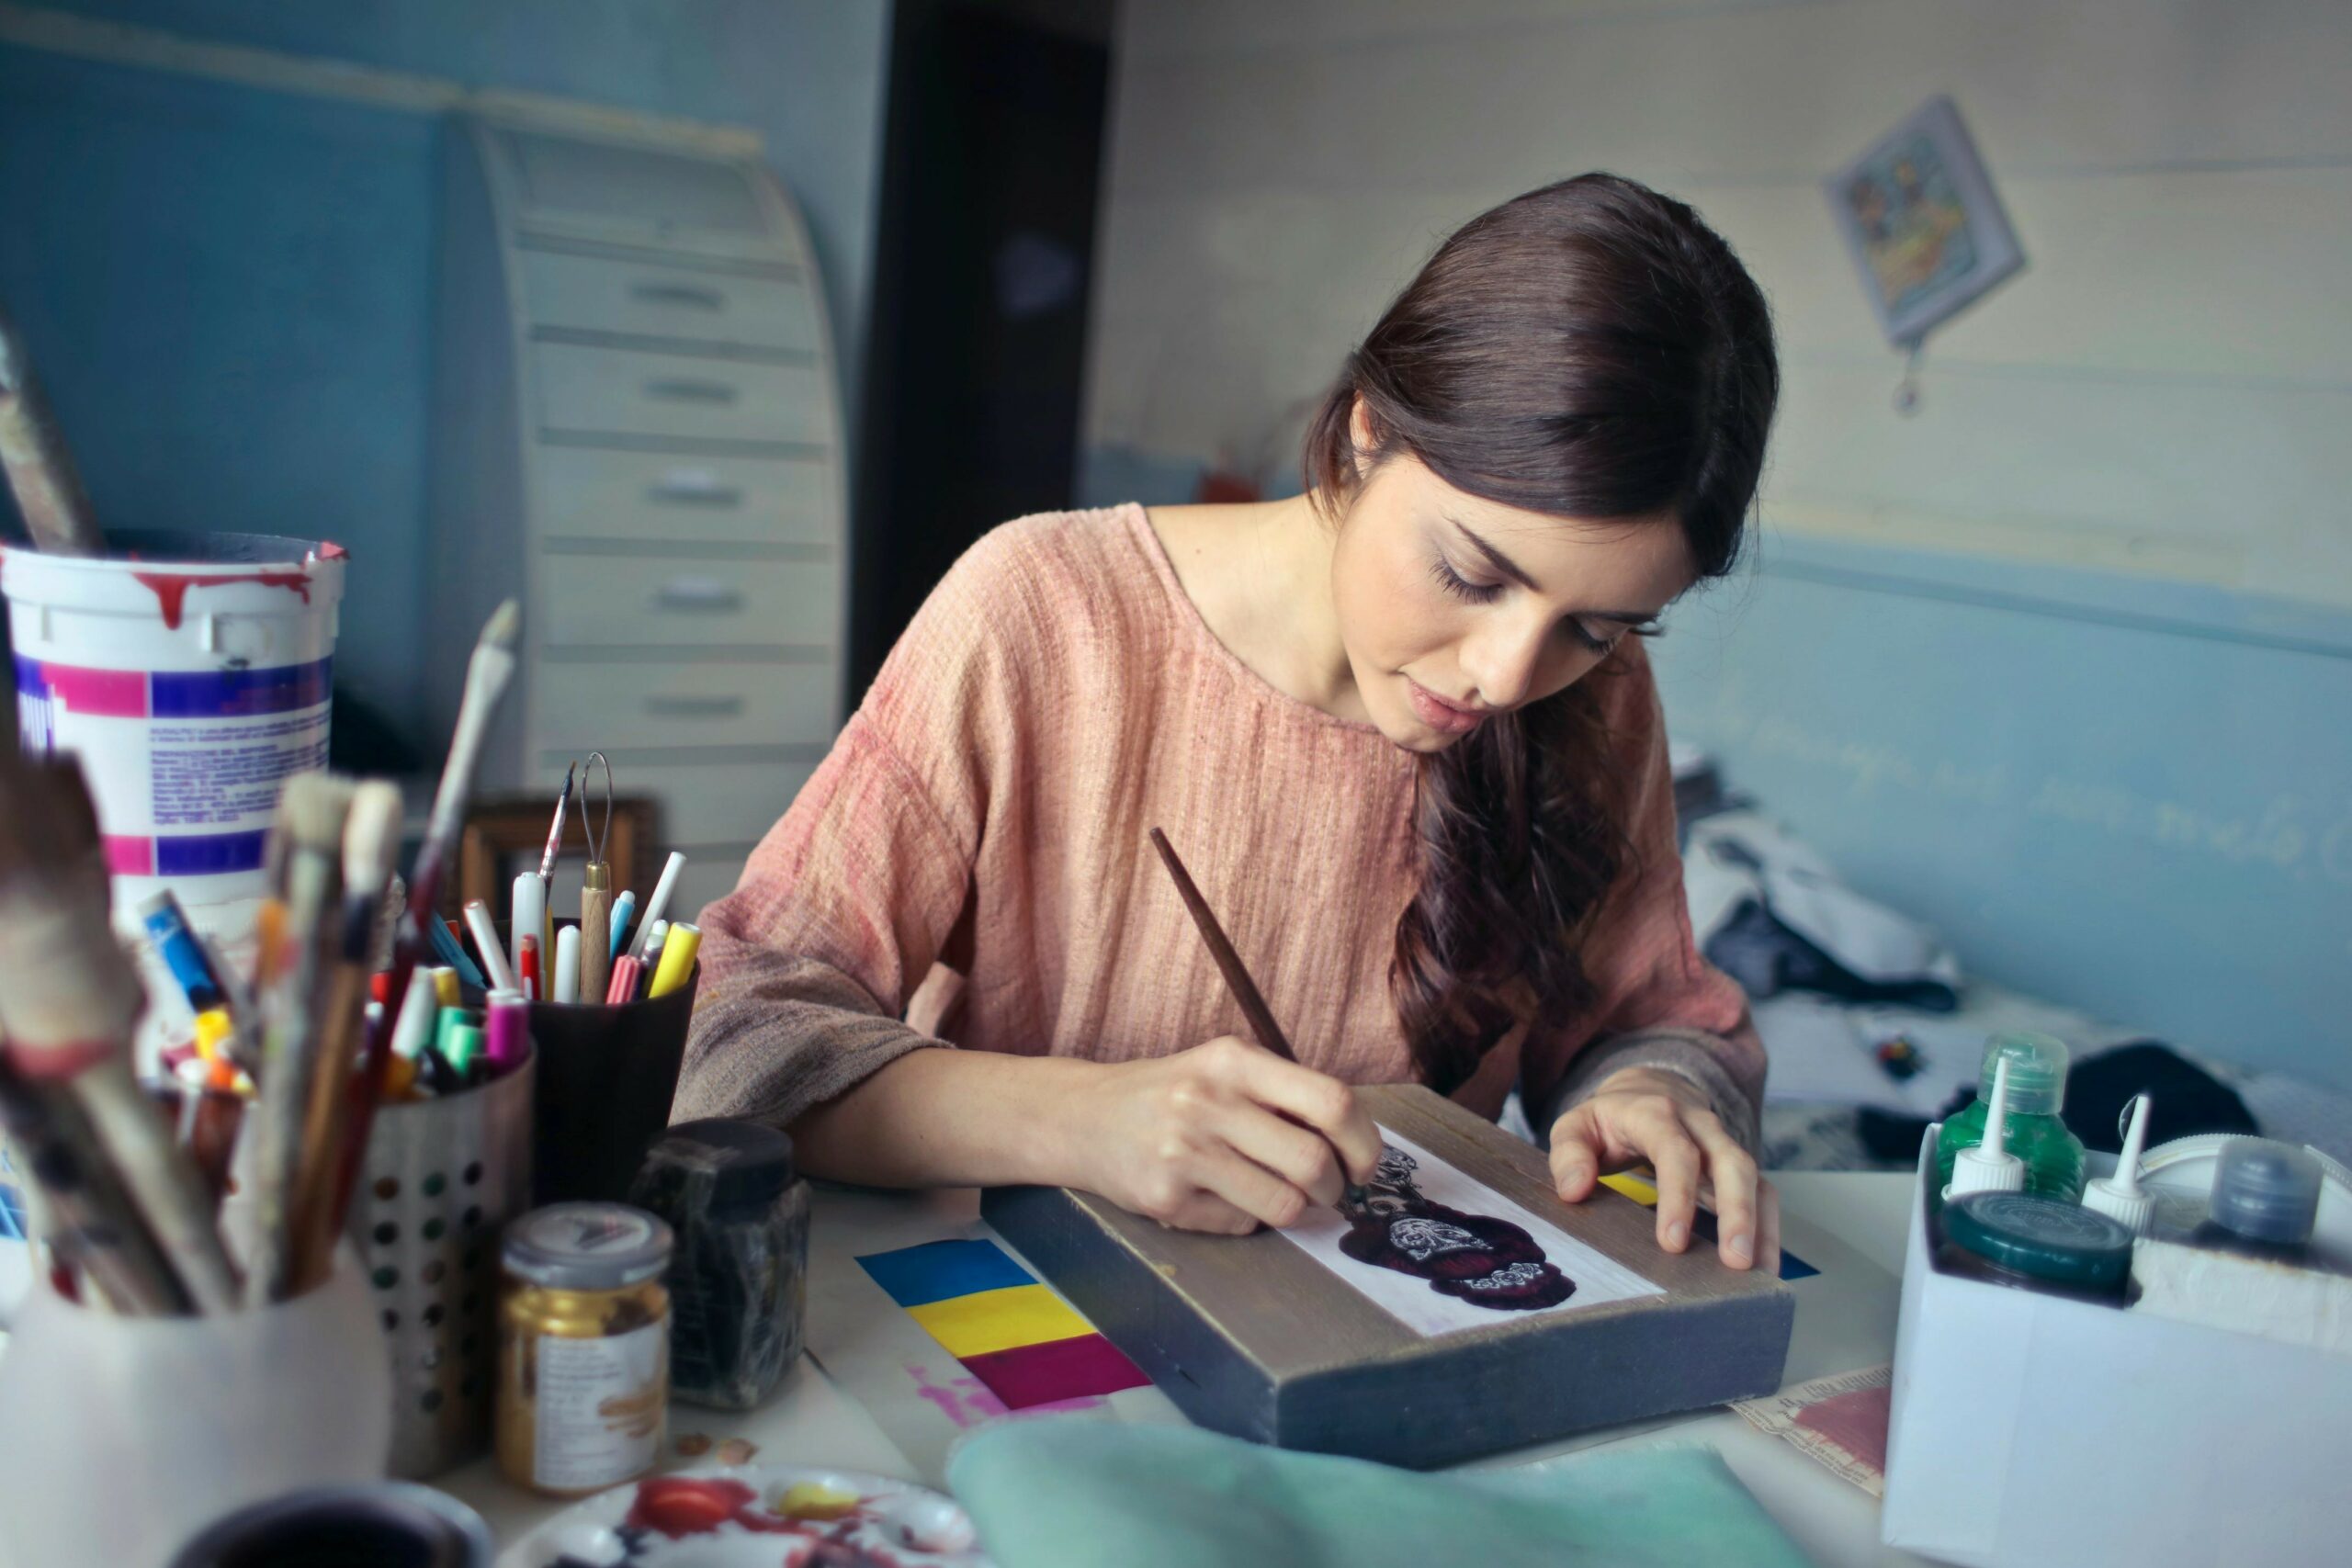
[1086,0,2352,609]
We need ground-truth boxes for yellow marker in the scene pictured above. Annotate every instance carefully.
[385,1054,420,1101]
[432,965,460,1010]
[647,920,701,999]
[192,1009,232,1062]
[1600,1171,1659,1206]
[904,1283,1092,1359]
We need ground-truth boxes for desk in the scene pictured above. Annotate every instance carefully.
[439,1171,1928,1564]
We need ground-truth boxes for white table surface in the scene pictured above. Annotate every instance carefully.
[439,1170,1929,1565]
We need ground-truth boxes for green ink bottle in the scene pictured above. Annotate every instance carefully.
[1935,1032,2086,1201]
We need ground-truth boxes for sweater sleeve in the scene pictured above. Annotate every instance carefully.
[669,530,1023,1131]
[1520,642,1770,1155]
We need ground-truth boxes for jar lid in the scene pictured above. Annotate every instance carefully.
[2208,1137,2321,1245]
[1976,1032,2069,1116]
[639,1119,797,1212]
[1945,1191,2132,1292]
[503,1202,673,1290]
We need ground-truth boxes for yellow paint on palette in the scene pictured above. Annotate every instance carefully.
[903,1283,1094,1359]
[1600,1171,1659,1205]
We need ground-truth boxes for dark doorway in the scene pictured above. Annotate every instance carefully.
[849,0,1114,698]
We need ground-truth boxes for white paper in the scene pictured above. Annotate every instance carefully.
[1275,1127,1661,1338]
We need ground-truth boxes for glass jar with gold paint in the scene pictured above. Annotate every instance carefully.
[495,1202,673,1496]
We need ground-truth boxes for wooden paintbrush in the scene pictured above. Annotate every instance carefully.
[0,303,105,554]
[1148,828,1366,1208]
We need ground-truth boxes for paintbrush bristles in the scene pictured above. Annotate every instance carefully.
[278,772,357,857]
[343,781,403,894]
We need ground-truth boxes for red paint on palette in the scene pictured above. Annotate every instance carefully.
[129,569,312,630]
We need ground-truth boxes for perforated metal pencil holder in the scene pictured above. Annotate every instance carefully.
[348,1046,535,1479]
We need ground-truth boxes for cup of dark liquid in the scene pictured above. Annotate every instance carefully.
[170,1483,493,1568]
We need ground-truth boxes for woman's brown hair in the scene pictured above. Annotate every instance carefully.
[1305,173,1778,1093]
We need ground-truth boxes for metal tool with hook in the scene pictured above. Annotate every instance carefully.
[574,752,616,1005]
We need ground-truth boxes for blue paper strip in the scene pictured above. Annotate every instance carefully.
[857,1237,1037,1309]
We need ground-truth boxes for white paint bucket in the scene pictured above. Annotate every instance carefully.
[2,531,346,952]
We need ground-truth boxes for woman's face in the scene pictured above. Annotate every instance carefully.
[1329,447,1699,754]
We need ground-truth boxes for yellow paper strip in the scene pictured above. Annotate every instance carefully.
[904,1283,1094,1359]
[1600,1171,1659,1206]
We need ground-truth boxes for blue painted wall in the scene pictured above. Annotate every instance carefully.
[1651,534,2352,1091]
[0,1,889,735]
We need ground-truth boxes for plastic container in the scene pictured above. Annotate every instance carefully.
[2190,1137,2325,1267]
[0,1246,390,1568]
[630,1119,809,1409]
[495,1202,673,1496]
[1934,1032,2086,1201]
[1935,1190,2132,1304]
[3,531,345,961]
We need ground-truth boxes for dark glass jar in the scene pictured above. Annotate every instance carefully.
[629,1120,808,1409]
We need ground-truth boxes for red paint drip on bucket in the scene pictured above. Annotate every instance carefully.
[129,570,313,630]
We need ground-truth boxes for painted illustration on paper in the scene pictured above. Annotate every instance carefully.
[1826,96,2024,345]
[1337,1145,1574,1310]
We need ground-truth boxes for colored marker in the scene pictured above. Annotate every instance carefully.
[138,889,227,1014]
[648,920,700,998]
[464,899,516,993]
[552,925,582,1005]
[516,932,542,1002]
[626,852,686,961]
[607,889,638,961]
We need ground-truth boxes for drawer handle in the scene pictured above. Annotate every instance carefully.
[654,577,745,613]
[644,694,748,718]
[642,378,739,405]
[629,280,726,311]
[648,468,744,509]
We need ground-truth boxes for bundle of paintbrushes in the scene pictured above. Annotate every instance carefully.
[0,752,240,1314]
[0,599,526,1314]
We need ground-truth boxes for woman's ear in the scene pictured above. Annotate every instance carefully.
[1347,395,1377,480]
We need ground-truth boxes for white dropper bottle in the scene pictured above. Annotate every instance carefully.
[2082,1093,2154,1235]
[1946,1056,2026,1201]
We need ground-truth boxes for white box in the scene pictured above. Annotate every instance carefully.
[1882,1130,2352,1566]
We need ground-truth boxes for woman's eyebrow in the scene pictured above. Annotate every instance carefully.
[1450,520,1663,623]
[1450,520,1541,590]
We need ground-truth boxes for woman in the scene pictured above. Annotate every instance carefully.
[675,173,1781,1270]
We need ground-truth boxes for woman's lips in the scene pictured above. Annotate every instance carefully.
[1406,679,1486,736]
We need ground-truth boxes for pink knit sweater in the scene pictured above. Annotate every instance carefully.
[673,505,1766,1146]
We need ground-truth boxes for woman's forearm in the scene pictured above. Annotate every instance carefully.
[787,1046,1107,1190]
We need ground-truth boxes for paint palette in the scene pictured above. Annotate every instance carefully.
[502,1464,991,1567]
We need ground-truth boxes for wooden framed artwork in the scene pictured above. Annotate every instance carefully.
[1826,95,2026,348]
[983,1084,1792,1468]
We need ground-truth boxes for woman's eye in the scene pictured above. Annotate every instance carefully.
[1428,558,1503,604]
[1566,619,1618,655]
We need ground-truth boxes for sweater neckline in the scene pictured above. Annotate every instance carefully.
[1120,502,1389,739]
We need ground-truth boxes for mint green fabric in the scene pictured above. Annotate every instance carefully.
[946,1419,1810,1568]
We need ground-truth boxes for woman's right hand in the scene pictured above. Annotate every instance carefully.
[1064,1036,1385,1235]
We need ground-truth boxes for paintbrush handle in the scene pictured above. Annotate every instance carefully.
[0,1059,194,1314]
[1148,828,1297,1062]
[0,305,104,555]
[579,873,612,1007]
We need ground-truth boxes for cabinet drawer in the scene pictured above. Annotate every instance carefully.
[520,250,816,352]
[533,447,835,545]
[532,343,831,445]
[537,557,839,649]
[535,660,837,752]
[530,756,813,850]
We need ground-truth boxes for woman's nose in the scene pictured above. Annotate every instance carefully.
[1461,618,1550,710]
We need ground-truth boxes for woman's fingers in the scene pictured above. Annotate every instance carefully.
[1223,1100,1347,1207]
[1548,1117,1602,1201]
[1755,1177,1782,1277]
[1209,1040,1385,1181]
[1640,1112,1705,1255]
[1683,1109,1761,1269]
[1182,1142,1317,1231]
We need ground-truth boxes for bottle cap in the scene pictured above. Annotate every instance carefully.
[503,1202,673,1291]
[2207,1138,2322,1246]
[1977,1031,2069,1116]
[635,1119,798,1216]
[1945,1191,2133,1293]
[1948,1056,2026,1200]
[2082,1092,2154,1235]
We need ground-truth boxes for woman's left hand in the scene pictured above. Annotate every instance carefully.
[1546,1066,1779,1272]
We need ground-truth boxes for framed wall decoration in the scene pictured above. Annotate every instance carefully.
[1826,96,2026,348]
